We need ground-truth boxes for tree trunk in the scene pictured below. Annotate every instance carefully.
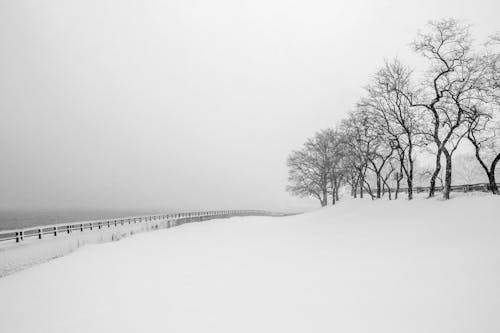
[335,188,340,202]
[407,177,413,200]
[395,176,401,200]
[363,179,375,200]
[329,176,336,205]
[429,149,442,198]
[407,145,414,200]
[360,176,364,199]
[376,174,381,199]
[321,189,328,207]
[487,172,498,194]
[443,148,452,200]
[382,177,392,200]
[489,154,500,195]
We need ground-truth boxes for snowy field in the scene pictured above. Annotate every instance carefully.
[0,194,499,333]
[0,217,172,277]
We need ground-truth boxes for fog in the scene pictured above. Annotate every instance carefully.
[1,0,499,212]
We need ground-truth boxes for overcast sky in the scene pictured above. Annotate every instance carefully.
[1,0,499,211]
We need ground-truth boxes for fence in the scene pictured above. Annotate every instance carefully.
[0,210,276,245]
[395,182,499,194]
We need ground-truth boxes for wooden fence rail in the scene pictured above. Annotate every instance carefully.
[0,210,277,244]
[393,182,500,194]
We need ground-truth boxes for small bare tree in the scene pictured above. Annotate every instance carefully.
[286,146,328,206]
[286,130,339,206]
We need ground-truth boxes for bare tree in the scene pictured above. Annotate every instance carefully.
[465,106,500,193]
[365,141,394,199]
[324,129,346,204]
[286,130,338,206]
[345,168,360,198]
[403,19,481,199]
[363,58,422,199]
[286,146,328,206]
[340,109,379,199]
[351,103,396,199]
[462,35,500,193]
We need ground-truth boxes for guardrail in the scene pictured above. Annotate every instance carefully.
[0,210,277,244]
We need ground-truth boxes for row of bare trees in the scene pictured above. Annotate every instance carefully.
[287,19,500,206]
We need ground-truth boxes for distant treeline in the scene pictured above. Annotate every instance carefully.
[287,19,500,206]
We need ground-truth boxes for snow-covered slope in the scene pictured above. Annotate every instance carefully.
[0,194,499,333]
[0,217,164,277]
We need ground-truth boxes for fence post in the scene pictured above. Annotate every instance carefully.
[54,226,57,236]
[38,228,42,239]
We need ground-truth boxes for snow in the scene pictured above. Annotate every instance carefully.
[0,218,172,277]
[1,194,499,333]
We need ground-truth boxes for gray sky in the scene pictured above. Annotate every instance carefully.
[1,0,499,211]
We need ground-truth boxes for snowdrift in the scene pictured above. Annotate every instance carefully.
[0,194,499,333]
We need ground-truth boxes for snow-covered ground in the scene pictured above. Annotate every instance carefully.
[0,217,173,277]
[0,194,499,333]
